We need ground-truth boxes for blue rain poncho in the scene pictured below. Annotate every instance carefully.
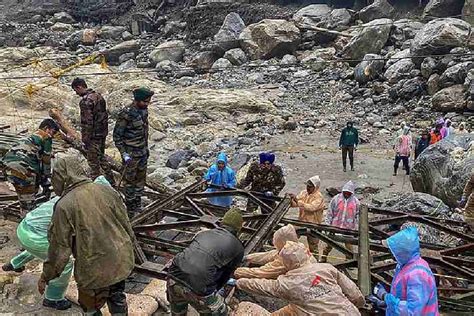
[204,153,237,207]
[385,227,439,316]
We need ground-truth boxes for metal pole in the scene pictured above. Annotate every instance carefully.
[358,204,371,296]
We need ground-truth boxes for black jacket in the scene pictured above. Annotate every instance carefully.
[168,226,244,296]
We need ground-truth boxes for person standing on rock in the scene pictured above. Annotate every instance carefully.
[39,156,134,315]
[289,175,326,256]
[430,122,443,145]
[393,126,412,176]
[71,77,115,186]
[167,208,244,316]
[322,181,360,262]
[339,121,359,172]
[458,172,474,230]
[204,152,237,207]
[238,152,286,213]
[113,87,154,215]
[2,119,59,214]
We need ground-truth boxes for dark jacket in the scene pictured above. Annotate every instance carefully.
[80,89,108,145]
[415,136,430,159]
[339,127,359,147]
[168,227,244,296]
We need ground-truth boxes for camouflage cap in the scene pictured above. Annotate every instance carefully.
[133,87,154,101]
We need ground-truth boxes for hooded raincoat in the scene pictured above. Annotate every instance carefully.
[292,176,326,224]
[43,156,135,290]
[326,181,360,230]
[204,153,237,207]
[237,241,365,315]
[384,227,439,316]
[235,224,317,279]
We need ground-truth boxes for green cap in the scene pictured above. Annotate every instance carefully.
[222,208,243,233]
[133,87,154,101]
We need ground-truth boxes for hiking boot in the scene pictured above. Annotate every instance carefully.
[2,262,25,273]
[343,167,347,172]
[42,298,72,310]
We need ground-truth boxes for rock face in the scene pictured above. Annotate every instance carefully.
[214,12,246,53]
[359,0,395,23]
[410,18,471,59]
[341,19,393,62]
[149,40,185,65]
[188,51,218,70]
[240,19,300,60]
[423,0,466,18]
[411,134,474,207]
[431,85,466,112]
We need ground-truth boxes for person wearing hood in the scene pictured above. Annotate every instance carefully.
[234,224,317,280]
[393,126,412,176]
[455,122,468,134]
[39,156,134,315]
[371,227,439,316]
[444,119,454,138]
[289,176,326,255]
[238,152,286,213]
[339,121,359,172]
[236,241,365,315]
[203,152,237,207]
[167,208,244,315]
[430,121,443,145]
[415,130,431,160]
[322,181,360,262]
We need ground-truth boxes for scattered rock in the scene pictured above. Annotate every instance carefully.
[50,22,74,32]
[390,19,424,47]
[423,0,466,19]
[149,40,185,66]
[188,51,219,70]
[281,54,297,65]
[359,0,395,23]
[354,54,385,83]
[324,8,352,29]
[384,59,416,84]
[119,52,135,64]
[166,150,197,169]
[431,85,466,112]
[224,48,248,66]
[240,19,300,60]
[293,4,332,30]
[214,12,246,53]
[122,31,133,41]
[427,73,441,95]
[212,58,232,69]
[420,57,438,78]
[103,40,140,64]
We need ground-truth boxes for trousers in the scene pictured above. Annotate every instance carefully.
[85,138,115,185]
[124,156,148,214]
[394,155,410,175]
[79,280,128,315]
[5,164,38,213]
[341,146,354,169]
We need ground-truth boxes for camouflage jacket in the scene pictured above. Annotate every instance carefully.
[238,161,285,195]
[113,104,149,158]
[3,129,53,178]
[79,89,108,144]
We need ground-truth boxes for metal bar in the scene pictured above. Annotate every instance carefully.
[281,218,361,237]
[441,256,474,269]
[425,257,474,281]
[184,196,209,216]
[134,262,168,280]
[417,217,474,243]
[247,192,274,214]
[134,220,209,232]
[308,230,354,258]
[358,205,371,297]
[369,215,410,226]
[440,243,474,256]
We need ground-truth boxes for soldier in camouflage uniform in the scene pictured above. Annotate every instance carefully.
[2,119,59,214]
[113,87,154,215]
[71,78,115,185]
[238,152,286,212]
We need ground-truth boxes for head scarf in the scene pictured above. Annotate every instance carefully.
[307,175,321,189]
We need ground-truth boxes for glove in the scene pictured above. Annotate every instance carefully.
[368,295,386,309]
[458,198,467,208]
[264,191,273,197]
[226,278,236,286]
[373,283,387,300]
[122,153,132,165]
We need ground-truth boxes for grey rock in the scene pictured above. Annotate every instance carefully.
[421,57,438,78]
[390,19,424,47]
[122,31,133,41]
[427,73,441,95]
[187,159,208,172]
[118,59,136,71]
[211,58,232,69]
[354,54,385,83]
[293,4,332,30]
[150,131,167,142]
[230,153,250,171]
[103,40,140,65]
[324,9,352,29]
[341,18,393,62]
[465,69,474,100]
[439,62,474,88]
[411,134,474,207]
[423,0,465,19]
[50,22,74,32]
[240,19,300,60]
[149,40,185,65]
[283,120,298,131]
[118,52,135,64]
[224,48,248,66]
[188,51,219,70]
[372,192,450,217]
[384,59,416,84]
[431,85,466,112]
[214,12,246,53]
[281,54,297,65]
[385,49,411,68]
[390,105,406,116]
[99,26,127,40]
[359,0,395,23]
[389,77,426,100]
[53,12,75,24]
[31,15,43,23]
[166,150,197,169]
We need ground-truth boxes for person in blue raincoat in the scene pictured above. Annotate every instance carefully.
[204,153,237,207]
[371,227,439,316]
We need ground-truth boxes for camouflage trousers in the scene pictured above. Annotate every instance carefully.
[166,279,228,316]
[78,280,127,316]
[85,138,115,186]
[5,163,38,214]
[124,156,147,215]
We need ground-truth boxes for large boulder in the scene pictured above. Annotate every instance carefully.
[439,62,474,88]
[149,40,185,66]
[187,51,219,70]
[324,8,352,29]
[213,12,246,54]
[389,19,424,48]
[239,19,300,60]
[388,77,426,100]
[98,26,127,40]
[384,59,416,83]
[431,85,467,112]
[423,0,466,19]
[354,54,385,83]
[359,0,395,23]
[411,134,474,207]
[410,18,471,62]
[341,18,393,62]
[224,48,248,65]
[293,4,332,30]
[103,40,140,65]
[464,0,474,26]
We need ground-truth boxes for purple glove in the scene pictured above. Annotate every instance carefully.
[458,198,467,208]
[122,153,132,165]
[374,283,387,300]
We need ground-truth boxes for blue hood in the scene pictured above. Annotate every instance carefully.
[386,226,420,266]
[216,152,228,166]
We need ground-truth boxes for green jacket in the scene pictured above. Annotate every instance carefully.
[43,156,134,289]
[339,127,359,147]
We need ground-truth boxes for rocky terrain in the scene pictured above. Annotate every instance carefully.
[0,0,473,314]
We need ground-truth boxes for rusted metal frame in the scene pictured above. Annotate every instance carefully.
[196,186,283,202]
[307,230,354,258]
[134,220,212,232]
[334,259,357,269]
[358,205,371,296]
[134,262,168,280]
[161,209,200,220]
[369,215,410,226]
[368,225,390,239]
[246,192,275,214]
[438,287,474,293]
[425,257,474,281]
[440,242,474,256]
[441,256,474,269]
[136,233,189,249]
[371,272,391,287]
[281,218,361,237]
[131,179,206,226]
[371,261,397,274]
[184,196,211,216]
[243,197,291,255]
[438,297,474,311]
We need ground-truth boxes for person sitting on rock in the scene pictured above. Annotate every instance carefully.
[393,126,412,176]
[289,175,326,256]
[203,152,237,207]
[238,152,285,213]
[236,241,365,315]
[415,130,431,159]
